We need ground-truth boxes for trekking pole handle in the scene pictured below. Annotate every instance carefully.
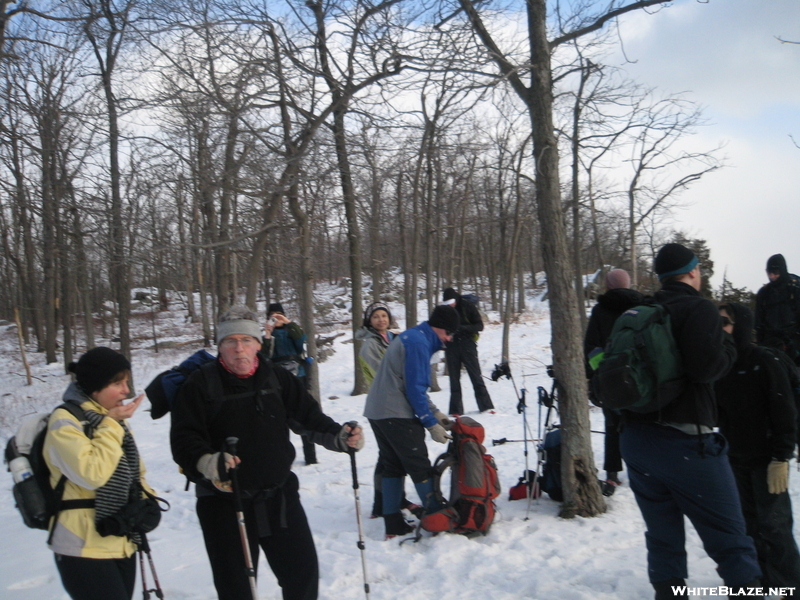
[225,436,239,458]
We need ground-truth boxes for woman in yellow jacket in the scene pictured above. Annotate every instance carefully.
[43,347,155,600]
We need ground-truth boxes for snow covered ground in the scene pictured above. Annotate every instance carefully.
[1,292,798,600]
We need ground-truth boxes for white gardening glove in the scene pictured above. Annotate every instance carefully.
[767,460,789,494]
[434,410,453,430]
[427,423,452,444]
[196,452,237,493]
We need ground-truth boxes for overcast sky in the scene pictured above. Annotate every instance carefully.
[608,0,800,292]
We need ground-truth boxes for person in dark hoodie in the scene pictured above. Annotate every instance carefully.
[618,243,761,600]
[715,302,800,590]
[442,287,494,415]
[755,254,800,365]
[584,268,643,496]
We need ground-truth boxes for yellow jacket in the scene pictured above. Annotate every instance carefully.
[43,386,154,558]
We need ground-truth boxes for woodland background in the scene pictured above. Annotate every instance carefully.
[0,0,757,517]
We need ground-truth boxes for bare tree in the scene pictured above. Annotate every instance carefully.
[623,95,723,287]
[451,0,678,518]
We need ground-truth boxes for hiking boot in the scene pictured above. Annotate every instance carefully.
[600,479,620,497]
[384,512,414,537]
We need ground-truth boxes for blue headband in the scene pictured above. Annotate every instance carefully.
[658,255,699,281]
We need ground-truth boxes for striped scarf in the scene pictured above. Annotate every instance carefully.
[83,409,142,544]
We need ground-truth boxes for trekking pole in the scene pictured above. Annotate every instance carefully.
[347,426,370,599]
[225,437,258,600]
[492,437,543,446]
[519,388,537,520]
[138,534,165,600]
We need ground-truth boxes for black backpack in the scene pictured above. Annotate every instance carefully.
[539,428,563,501]
[4,401,96,535]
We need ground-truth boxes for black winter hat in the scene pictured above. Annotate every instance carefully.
[766,254,787,275]
[68,347,131,395]
[267,302,285,315]
[428,305,460,334]
[442,288,460,302]
[654,243,698,282]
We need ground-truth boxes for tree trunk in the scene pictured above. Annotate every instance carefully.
[525,0,604,518]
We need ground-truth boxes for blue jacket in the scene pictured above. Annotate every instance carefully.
[363,321,444,428]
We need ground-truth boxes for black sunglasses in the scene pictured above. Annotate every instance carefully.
[720,316,734,327]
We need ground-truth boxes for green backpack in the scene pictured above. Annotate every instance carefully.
[593,303,685,413]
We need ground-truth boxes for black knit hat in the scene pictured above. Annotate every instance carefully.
[442,288,460,302]
[654,243,698,282]
[267,302,285,315]
[68,347,131,395]
[363,302,392,329]
[428,305,460,334]
[766,254,786,275]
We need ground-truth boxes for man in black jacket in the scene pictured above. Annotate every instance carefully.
[715,302,800,590]
[584,268,643,495]
[755,254,800,365]
[442,288,494,415]
[618,244,761,599]
[170,305,363,600]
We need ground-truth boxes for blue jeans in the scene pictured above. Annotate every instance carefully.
[620,421,761,587]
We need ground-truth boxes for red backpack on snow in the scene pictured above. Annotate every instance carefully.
[420,416,500,537]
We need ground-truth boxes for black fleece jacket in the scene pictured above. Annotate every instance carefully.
[452,297,484,343]
[715,302,797,466]
[755,253,800,351]
[170,356,342,493]
[624,281,736,427]
[584,287,645,376]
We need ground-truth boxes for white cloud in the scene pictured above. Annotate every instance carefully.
[606,0,800,291]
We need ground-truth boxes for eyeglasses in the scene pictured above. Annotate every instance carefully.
[220,337,259,348]
[720,316,734,327]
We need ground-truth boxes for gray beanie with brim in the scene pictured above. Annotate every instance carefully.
[216,305,263,344]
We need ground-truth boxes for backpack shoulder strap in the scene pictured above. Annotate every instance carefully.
[198,359,283,419]
[46,401,96,544]
[57,401,94,439]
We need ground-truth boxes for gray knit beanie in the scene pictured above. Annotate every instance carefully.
[216,305,263,345]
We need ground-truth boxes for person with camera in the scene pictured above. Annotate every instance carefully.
[263,302,318,464]
[43,347,159,600]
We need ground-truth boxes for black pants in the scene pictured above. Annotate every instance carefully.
[55,553,136,600]
[445,337,493,414]
[196,473,318,600]
[369,418,433,483]
[602,406,623,473]
[731,461,800,588]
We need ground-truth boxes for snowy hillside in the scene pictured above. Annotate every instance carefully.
[1,293,797,600]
